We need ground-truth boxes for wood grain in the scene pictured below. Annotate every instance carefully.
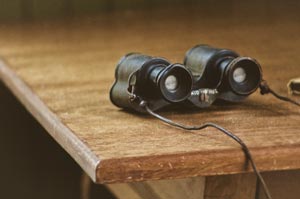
[0,1,300,183]
[107,174,256,199]
[107,177,205,199]
[204,174,257,199]
[257,170,300,199]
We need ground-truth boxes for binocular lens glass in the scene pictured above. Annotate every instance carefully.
[228,57,262,96]
[159,64,193,103]
[233,67,247,83]
[165,75,179,92]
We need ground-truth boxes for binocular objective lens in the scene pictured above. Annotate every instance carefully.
[165,75,179,92]
[233,67,247,83]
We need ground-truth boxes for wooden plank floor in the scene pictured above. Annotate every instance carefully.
[0,1,300,184]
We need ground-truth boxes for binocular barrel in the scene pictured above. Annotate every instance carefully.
[110,53,193,112]
[184,45,262,101]
[148,64,193,103]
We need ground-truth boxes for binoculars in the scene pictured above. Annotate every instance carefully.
[110,45,263,113]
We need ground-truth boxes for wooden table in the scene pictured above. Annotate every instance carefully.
[0,1,300,198]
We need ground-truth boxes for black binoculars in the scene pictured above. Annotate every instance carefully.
[110,45,263,113]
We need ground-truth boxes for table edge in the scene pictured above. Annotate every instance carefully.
[96,145,300,183]
[0,59,100,182]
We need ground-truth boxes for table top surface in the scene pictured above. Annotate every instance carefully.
[0,1,300,184]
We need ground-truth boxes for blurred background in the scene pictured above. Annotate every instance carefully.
[0,0,299,22]
[0,0,196,21]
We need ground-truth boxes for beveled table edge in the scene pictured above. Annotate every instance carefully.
[0,59,100,182]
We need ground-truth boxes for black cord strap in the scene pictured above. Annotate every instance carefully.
[260,80,300,107]
[139,101,272,199]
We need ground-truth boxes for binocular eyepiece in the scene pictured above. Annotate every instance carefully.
[110,53,193,112]
[184,45,262,103]
[110,45,263,112]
